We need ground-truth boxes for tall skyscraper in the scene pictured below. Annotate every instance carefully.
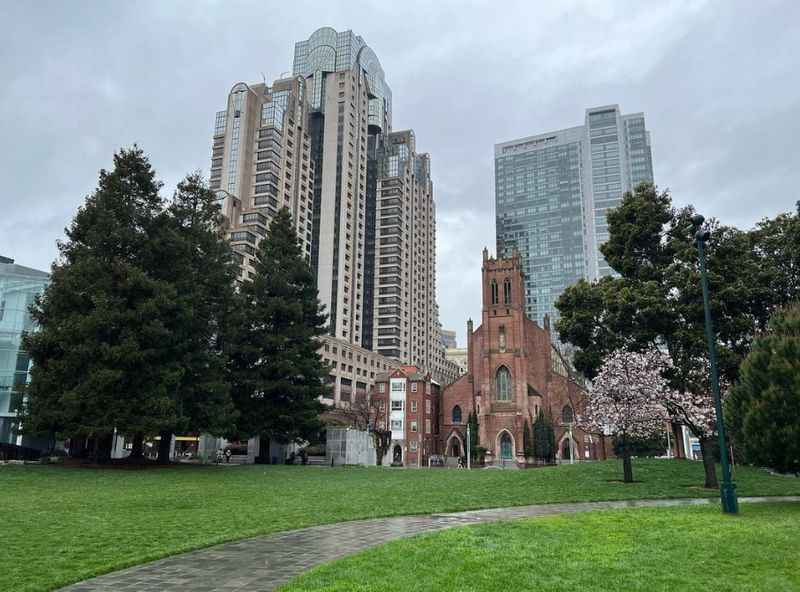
[292,27,391,348]
[210,76,315,279]
[208,27,452,398]
[372,130,438,373]
[495,105,654,328]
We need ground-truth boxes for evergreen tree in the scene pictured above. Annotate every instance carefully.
[228,208,328,453]
[147,174,239,461]
[532,409,556,463]
[23,147,180,460]
[726,303,800,474]
[522,420,533,458]
[466,411,480,460]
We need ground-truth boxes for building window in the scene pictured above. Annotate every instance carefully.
[391,419,402,431]
[410,439,418,451]
[411,382,417,392]
[491,279,498,305]
[411,401,417,412]
[496,366,512,401]
[452,405,462,424]
[562,404,574,424]
[378,383,385,393]
[411,421,418,432]
[503,278,511,304]
[391,400,403,411]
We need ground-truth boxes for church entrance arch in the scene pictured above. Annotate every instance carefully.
[499,431,513,460]
[392,444,402,465]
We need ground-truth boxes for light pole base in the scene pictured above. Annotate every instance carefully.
[720,482,738,514]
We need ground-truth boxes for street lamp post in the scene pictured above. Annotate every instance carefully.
[691,214,738,514]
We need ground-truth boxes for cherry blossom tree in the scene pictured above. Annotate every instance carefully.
[661,356,729,488]
[579,348,670,483]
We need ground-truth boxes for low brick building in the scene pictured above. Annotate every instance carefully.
[440,249,608,467]
[370,365,441,467]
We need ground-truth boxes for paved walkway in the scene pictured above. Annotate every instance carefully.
[61,496,800,592]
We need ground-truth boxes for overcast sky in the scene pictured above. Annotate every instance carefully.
[2,1,798,345]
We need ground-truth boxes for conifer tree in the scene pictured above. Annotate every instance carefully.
[466,411,480,460]
[726,303,800,474]
[523,420,533,458]
[148,174,239,461]
[532,409,557,464]
[23,147,180,461]
[228,208,328,454]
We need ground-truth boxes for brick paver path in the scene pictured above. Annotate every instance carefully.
[61,495,800,591]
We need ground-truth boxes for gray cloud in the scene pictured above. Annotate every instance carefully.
[2,0,798,346]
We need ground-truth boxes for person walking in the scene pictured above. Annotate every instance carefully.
[224,448,232,464]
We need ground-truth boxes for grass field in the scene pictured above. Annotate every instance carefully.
[3,459,799,591]
[282,502,800,592]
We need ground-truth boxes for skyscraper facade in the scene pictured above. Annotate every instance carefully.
[293,27,391,348]
[495,105,653,328]
[210,76,315,279]
[208,27,452,402]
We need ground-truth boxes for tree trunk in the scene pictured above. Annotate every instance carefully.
[700,437,718,488]
[671,423,685,459]
[95,433,114,464]
[129,433,144,459]
[621,434,633,483]
[157,430,173,464]
[622,451,634,483]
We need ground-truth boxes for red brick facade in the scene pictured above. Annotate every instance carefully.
[371,365,441,467]
[440,250,608,467]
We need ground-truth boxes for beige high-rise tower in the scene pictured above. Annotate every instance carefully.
[210,76,315,278]
[292,27,392,348]
[208,27,456,403]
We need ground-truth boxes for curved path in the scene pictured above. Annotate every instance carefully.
[61,496,800,591]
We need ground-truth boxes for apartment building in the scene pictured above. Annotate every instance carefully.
[210,76,315,279]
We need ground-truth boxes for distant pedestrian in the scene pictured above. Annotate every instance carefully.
[224,448,232,464]
[216,449,223,464]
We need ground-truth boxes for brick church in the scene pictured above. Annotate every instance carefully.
[438,249,606,467]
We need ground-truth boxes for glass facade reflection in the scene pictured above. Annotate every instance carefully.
[495,105,654,332]
[293,27,392,133]
[0,258,49,444]
[495,128,587,326]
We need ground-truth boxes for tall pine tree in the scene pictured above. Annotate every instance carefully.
[148,174,239,461]
[228,208,328,456]
[23,147,180,460]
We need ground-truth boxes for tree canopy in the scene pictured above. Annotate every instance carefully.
[228,207,328,448]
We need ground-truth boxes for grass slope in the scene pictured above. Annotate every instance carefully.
[283,503,800,592]
[2,459,798,591]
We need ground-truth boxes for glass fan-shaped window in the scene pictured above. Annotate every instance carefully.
[496,366,511,401]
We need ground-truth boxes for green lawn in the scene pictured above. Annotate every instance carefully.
[283,503,800,592]
[2,459,799,591]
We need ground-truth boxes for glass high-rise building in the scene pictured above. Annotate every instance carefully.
[495,105,654,328]
[0,257,49,445]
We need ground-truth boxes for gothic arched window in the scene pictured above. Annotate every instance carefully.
[491,280,498,305]
[562,404,574,424]
[496,366,512,401]
[503,278,511,304]
[452,405,462,424]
